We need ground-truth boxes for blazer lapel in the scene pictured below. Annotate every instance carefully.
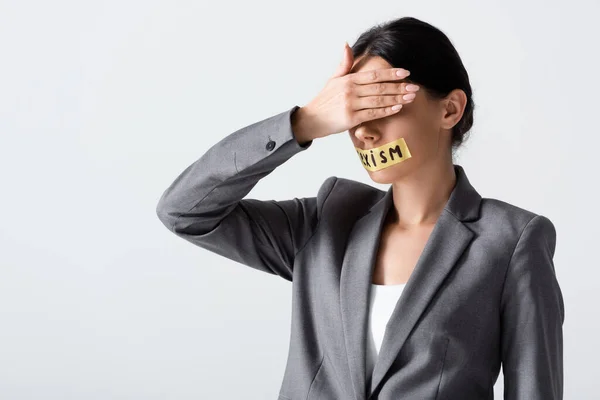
[339,164,482,400]
[340,183,394,400]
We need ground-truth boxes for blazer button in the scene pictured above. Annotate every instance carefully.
[266,140,276,151]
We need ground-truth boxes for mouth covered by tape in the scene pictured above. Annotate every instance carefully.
[354,137,412,172]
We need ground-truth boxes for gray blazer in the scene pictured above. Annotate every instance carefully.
[156,105,565,400]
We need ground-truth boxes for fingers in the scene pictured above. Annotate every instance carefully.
[348,67,420,111]
[337,67,419,132]
[353,81,420,97]
[349,67,410,85]
[350,83,419,111]
[353,104,406,124]
[350,82,419,111]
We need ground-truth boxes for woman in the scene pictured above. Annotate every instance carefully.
[156,16,564,400]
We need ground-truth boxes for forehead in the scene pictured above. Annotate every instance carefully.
[350,55,394,75]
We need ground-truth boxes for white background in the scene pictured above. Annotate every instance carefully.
[1,0,597,398]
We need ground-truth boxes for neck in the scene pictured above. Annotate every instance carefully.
[387,162,457,228]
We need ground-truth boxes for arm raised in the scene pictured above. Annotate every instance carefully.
[156,105,336,282]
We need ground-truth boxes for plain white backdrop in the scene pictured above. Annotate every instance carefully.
[1,0,598,398]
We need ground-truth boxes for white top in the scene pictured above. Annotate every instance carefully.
[365,282,407,386]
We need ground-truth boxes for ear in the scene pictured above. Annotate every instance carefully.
[441,89,467,130]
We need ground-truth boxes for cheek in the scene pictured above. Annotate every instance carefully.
[388,113,438,160]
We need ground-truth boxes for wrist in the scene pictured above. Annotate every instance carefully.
[291,106,316,146]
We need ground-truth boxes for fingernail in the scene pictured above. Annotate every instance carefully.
[405,84,420,92]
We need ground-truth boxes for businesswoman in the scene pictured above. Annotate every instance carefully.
[156,16,564,400]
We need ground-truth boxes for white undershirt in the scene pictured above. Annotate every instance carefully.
[365,282,407,386]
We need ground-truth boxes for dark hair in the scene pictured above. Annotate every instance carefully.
[351,16,475,157]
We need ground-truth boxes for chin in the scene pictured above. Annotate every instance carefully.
[368,173,394,185]
[367,162,412,184]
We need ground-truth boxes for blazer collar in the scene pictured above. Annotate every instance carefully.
[339,164,482,400]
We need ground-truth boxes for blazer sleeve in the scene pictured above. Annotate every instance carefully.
[500,214,565,399]
[155,105,337,282]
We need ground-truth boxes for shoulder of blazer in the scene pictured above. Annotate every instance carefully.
[478,196,556,249]
[481,196,537,218]
[480,196,551,224]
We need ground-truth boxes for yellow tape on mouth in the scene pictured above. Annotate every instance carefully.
[354,137,412,172]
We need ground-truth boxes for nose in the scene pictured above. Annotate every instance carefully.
[354,126,378,145]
